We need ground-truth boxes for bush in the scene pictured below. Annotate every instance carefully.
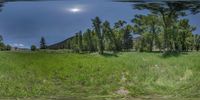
[5,45,11,51]
[31,45,37,51]
[0,42,5,51]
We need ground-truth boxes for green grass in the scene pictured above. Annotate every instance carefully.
[0,51,200,99]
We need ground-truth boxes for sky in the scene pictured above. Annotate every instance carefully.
[0,0,199,48]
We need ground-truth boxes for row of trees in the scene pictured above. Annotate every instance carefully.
[47,15,200,54]
[52,17,134,54]
[2,16,200,54]
[132,14,200,52]
[48,1,200,54]
[31,37,47,51]
[0,35,47,51]
[117,0,200,53]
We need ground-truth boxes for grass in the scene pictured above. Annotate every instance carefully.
[0,51,200,99]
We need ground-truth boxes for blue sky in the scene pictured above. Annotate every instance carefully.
[0,0,199,48]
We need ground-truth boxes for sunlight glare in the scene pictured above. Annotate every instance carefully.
[69,8,81,13]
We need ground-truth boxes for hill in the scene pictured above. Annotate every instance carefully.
[47,36,75,50]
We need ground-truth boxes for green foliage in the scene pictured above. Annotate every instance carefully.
[122,25,133,51]
[0,35,11,51]
[77,31,83,53]
[102,20,117,51]
[92,17,104,54]
[113,20,128,51]
[31,45,37,51]
[130,1,200,52]
[83,29,96,52]
[5,45,11,51]
[47,14,198,53]
[0,35,4,51]
[194,34,200,51]
[0,35,3,42]
[132,14,162,52]
[0,42,5,51]
[40,37,47,49]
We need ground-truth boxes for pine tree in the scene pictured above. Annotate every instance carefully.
[40,37,47,49]
[78,31,83,53]
[92,17,104,54]
[0,35,5,51]
[123,25,133,51]
[102,20,117,52]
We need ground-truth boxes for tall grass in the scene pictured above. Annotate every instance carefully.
[0,51,200,98]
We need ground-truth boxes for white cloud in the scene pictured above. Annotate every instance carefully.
[11,43,25,48]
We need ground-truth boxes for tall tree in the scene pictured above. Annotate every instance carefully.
[177,19,196,51]
[0,35,3,43]
[114,20,127,51]
[78,31,83,53]
[0,35,5,51]
[194,34,200,51]
[114,20,127,29]
[102,20,117,52]
[123,25,133,51]
[92,17,104,54]
[132,14,161,52]
[40,37,47,49]
[116,0,200,52]
[83,29,95,52]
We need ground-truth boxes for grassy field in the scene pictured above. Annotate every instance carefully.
[0,51,200,99]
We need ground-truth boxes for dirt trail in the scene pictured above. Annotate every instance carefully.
[116,72,129,96]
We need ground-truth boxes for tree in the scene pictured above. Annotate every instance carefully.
[132,14,161,52]
[5,45,11,51]
[123,25,133,51]
[116,0,200,52]
[78,31,83,53]
[71,33,79,52]
[83,29,95,52]
[0,35,3,43]
[92,17,104,54]
[114,20,127,29]
[114,20,127,51]
[0,35,5,51]
[102,20,117,52]
[135,1,200,52]
[177,19,196,51]
[31,45,37,51]
[194,34,200,51]
[40,37,47,49]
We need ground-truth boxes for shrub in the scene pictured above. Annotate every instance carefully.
[5,45,11,51]
[31,45,37,51]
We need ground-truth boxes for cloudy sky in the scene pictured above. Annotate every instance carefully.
[0,0,199,48]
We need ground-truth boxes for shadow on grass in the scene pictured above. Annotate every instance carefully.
[144,51,162,54]
[102,52,118,57]
[161,51,188,58]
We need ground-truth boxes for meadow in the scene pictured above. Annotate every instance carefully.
[0,51,200,99]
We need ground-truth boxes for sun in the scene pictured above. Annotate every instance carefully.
[69,8,81,13]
